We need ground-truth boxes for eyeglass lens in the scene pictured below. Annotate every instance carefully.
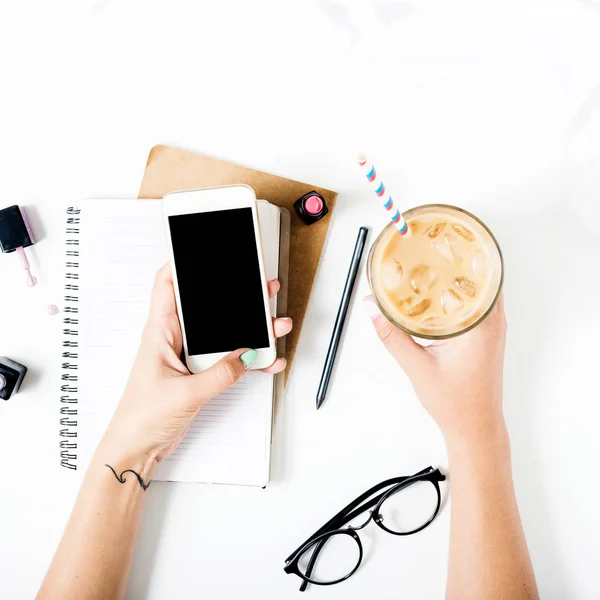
[377,479,439,534]
[296,532,361,584]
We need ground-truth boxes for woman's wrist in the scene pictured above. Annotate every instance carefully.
[95,428,158,484]
[444,415,510,460]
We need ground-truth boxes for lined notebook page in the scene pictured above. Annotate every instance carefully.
[76,199,279,486]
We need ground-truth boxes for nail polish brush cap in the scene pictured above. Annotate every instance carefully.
[0,205,36,253]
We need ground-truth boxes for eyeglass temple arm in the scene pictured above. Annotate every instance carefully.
[298,537,328,592]
[286,467,439,564]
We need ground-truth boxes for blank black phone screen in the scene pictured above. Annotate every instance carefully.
[169,208,269,356]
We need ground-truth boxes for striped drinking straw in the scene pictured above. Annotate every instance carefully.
[358,154,409,236]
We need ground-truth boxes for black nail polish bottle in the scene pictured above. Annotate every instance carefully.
[293,191,329,225]
[0,357,28,400]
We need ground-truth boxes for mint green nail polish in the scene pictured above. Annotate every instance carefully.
[240,349,258,370]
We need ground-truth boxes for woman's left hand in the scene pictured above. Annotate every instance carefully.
[98,264,292,479]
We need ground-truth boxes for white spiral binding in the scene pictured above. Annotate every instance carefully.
[60,207,80,470]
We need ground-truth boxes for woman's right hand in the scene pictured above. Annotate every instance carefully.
[99,265,292,481]
[364,295,507,443]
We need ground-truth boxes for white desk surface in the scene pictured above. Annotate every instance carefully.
[1,2,600,599]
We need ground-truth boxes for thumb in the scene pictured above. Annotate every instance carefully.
[183,349,257,409]
[364,296,429,376]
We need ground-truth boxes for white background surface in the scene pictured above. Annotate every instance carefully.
[1,1,600,598]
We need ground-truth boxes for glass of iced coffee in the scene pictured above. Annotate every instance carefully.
[367,204,503,339]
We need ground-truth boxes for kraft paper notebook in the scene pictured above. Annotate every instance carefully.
[60,199,290,486]
[138,145,339,380]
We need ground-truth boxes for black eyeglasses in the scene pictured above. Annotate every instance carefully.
[284,466,446,591]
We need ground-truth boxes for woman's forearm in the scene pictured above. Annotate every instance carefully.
[37,437,153,600]
[445,421,538,600]
[36,267,291,599]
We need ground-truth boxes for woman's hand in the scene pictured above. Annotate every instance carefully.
[364,294,506,443]
[364,297,540,599]
[100,264,292,478]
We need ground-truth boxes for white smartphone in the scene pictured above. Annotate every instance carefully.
[163,185,276,372]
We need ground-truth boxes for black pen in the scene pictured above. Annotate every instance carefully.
[316,226,369,409]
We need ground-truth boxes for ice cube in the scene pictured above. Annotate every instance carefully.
[431,241,455,262]
[452,224,475,241]
[441,289,464,314]
[407,298,431,317]
[410,264,437,293]
[444,234,463,259]
[425,222,447,238]
[470,248,489,280]
[422,316,449,328]
[454,276,477,297]
[396,296,413,312]
[381,258,403,290]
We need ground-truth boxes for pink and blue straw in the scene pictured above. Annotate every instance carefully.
[358,155,408,236]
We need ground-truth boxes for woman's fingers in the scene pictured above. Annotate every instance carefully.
[255,315,291,373]
[260,358,287,374]
[267,278,280,299]
[273,317,293,338]
[150,263,178,318]
[364,295,429,378]
[184,349,249,409]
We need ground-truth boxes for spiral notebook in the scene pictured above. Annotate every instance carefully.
[60,199,290,486]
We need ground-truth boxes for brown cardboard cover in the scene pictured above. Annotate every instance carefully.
[138,145,337,380]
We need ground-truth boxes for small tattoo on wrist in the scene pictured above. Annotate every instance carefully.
[105,464,152,491]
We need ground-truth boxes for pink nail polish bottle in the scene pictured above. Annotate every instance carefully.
[0,205,38,287]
